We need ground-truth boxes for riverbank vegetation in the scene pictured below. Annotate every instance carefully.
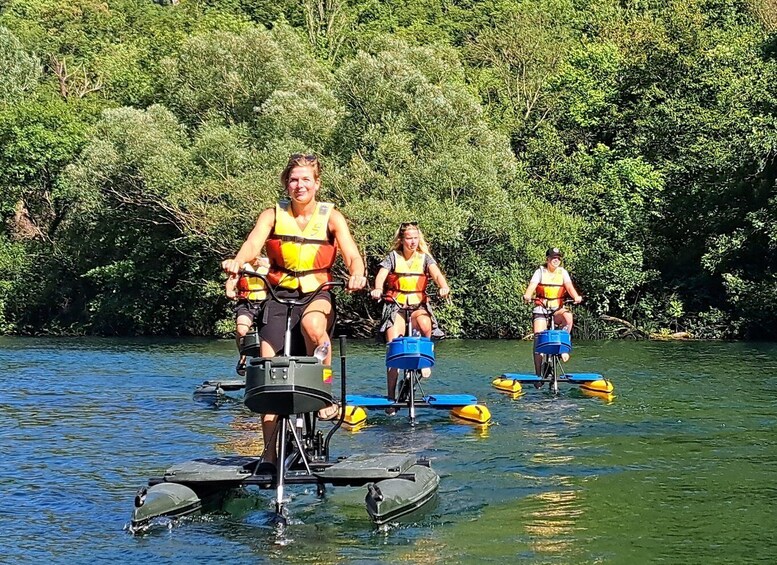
[1,0,775,339]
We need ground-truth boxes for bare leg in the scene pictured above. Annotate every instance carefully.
[412,310,432,336]
[235,314,252,374]
[558,309,573,333]
[301,297,333,362]
[412,310,433,378]
[532,316,548,377]
[301,298,339,420]
[385,317,405,404]
[259,339,279,464]
[556,310,572,362]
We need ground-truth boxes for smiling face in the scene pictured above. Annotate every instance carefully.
[546,255,562,270]
[401,227,420,253]
[285,165,320,204]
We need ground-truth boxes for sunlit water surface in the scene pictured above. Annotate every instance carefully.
[2,337,776,564]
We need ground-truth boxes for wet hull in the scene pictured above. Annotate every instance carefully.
[365,463,440,525]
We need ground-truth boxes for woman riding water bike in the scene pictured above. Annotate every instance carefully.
[222,153,367,473]
[370,222,450,414]
[225,256,270,376]
[523,247,582,378]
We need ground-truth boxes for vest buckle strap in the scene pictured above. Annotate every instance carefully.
[278,266,329,277]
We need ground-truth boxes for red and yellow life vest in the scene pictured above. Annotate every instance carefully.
[236,263,268,301]
[265,200,337,293]
[385,251,428,307]
[535,267,566,309]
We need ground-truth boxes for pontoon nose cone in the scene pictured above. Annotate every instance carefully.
[130,483,202,527]
[365,464,439,525]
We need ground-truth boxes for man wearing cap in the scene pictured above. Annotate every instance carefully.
[523,247,583,376]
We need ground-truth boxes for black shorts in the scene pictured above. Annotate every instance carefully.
[234,299,264,326]
[259,289,335,355]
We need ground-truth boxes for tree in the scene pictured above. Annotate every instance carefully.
[0,26,41,104]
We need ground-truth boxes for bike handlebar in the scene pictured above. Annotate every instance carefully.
[530,297,578,314]
[237,269,345,307]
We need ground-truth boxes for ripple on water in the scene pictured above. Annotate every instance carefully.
[2,337,777,563]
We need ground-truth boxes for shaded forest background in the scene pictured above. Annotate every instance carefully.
[1,0,776,339]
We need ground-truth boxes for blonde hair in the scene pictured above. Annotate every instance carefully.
[280,153,322,187]
[391,222,430,255]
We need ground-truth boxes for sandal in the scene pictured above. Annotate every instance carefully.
[317,402,341,422]
[236,356,246,377]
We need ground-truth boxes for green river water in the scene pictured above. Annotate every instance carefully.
[1,337,775,563]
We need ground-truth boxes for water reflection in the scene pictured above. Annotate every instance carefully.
[525,489,584,556]
[3,337,777,563]
[216,415,266,456]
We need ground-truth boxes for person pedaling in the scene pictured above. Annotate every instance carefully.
[384,250,428,308]
[229,257,269,376]
[372,222,450,414]
[533,264,567,311]
[259,199,339,357]
[523,247,582,378]
[222,152,367,475]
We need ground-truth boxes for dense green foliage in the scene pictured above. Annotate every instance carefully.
[1,0,775,339]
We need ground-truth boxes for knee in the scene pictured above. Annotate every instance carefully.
[301,315,328,341]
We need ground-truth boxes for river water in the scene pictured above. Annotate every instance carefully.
[1,336,776,564]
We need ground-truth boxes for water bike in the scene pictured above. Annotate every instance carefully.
[192,270,266,406]
[192,327,258,406]
[344,299,491,426]
[131,278,440,531]
[492,299,614,398]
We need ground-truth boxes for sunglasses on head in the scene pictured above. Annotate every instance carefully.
[400,221,418,229]
[290,153,318,161]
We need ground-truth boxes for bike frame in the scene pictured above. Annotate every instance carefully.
[390,301,431,425]
[536,299,574,395]
[239,271,345,519]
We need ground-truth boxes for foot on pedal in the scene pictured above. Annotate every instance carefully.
[236,356,246,376]
[317,402,341,421]
[420,367,432,379]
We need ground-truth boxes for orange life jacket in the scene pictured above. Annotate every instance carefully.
[385,251,428,307]
[265,200,337,293]
[535,267,566,309]
[236,263,268,301]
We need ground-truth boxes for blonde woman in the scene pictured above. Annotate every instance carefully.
[370,222,449,412]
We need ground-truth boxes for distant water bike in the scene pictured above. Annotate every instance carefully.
[493,299,614,397]
[132,277,440,531]
[192,269,266,406]
[191,327,259,405]
[345,299,491,425]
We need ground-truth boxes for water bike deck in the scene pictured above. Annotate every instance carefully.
[500,372,604,383]
[136,453,439,528]
[346,393,478,409]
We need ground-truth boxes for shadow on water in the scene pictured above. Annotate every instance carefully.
[2,336,777,563]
